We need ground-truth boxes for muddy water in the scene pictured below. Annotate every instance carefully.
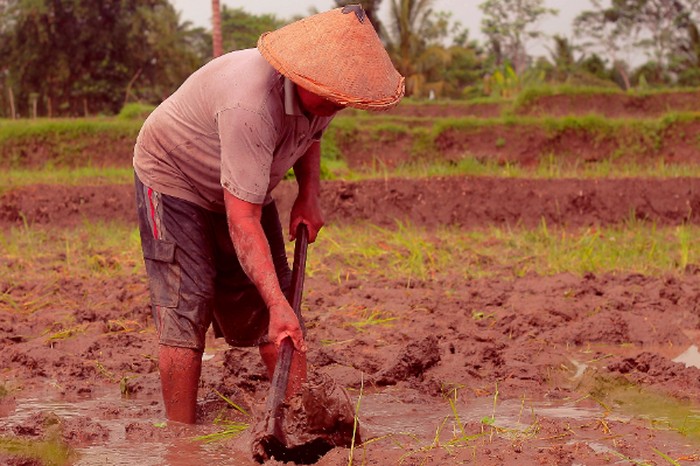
[0,389,246,465]
[359,390,605,439]
[1,388,611,465]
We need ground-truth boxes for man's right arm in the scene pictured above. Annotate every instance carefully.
[223,190,306,352]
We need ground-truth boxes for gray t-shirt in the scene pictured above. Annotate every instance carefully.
[133,48,333,212]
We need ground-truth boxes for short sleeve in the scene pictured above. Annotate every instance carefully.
[218,107,276,204]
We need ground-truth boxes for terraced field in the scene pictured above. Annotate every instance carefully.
[1,88,700,465]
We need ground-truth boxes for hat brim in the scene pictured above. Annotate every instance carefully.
[257,8,405,111]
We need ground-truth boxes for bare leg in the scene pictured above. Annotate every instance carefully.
[159,345,202,424]
[259,342,307,398]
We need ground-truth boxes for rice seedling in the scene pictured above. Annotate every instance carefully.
[105,319,142,333]
[192,418,249,444]
[192,389,250,444]
[347,375,364,466]
[95,360,117,383]
[346,309,397,331]
[653,448,682,466]
[44,323,88,345]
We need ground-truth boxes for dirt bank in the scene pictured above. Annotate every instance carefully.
[1,177,699,231]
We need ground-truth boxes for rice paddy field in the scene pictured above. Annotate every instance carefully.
[2,88,700,465]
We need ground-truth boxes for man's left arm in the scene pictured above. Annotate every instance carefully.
[290,141,324,242]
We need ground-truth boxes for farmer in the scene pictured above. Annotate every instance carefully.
[132,5,404,423]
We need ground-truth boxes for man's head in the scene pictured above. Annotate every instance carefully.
[296,86,346,117]
[258,5,405,112]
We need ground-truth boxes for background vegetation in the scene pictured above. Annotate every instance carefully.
[3,0,700,118]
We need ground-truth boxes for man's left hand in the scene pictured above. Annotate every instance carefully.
[290,194,323,243]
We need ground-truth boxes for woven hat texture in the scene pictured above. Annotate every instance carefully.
[257,5,405,110]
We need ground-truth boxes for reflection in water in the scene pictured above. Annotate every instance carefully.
[673,344,700,369]
[2,383,698,465]
[1,389,609,465]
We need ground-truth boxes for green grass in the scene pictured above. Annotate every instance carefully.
[1,221,698,309]
[3,157,700,191]
[324,157,700,180]
[0,118,139,143]
[0,222,143,315]
[311,220,700,282]
[1,219,698,317]
[0,436,75,466]
[0,166,133,192]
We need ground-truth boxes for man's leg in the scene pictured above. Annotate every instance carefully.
[135,173,216,424]
[259,342,307,398]
[159,345,202,424]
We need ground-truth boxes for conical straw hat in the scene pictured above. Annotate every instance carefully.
[258,5,405,111]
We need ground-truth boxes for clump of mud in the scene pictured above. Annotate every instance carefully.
[374,335,441,386]
[251,371,359,464]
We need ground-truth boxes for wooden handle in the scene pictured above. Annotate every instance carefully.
[264,223,309,439]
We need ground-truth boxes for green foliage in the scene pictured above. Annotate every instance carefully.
[0,0,205,117]
[512,84,620,112]
[117,103,156,121]
[385,0,488,98]
[220,6,285,51]
[484,64,545,99]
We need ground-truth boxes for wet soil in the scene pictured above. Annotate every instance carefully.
[3,185,700,466]
[2,177,700,231]
[2,93,700,465]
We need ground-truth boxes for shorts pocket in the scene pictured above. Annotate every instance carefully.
[142,237,181,308]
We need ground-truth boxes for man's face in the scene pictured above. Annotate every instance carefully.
[296,86,346,117]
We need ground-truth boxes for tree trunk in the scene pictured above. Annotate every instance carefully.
[615,64,631,91]
[212,0,223,58]
[31,94,38,118]
[8,88,16,119]
[123,68,143,108]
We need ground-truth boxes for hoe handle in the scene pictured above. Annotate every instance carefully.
[265,223,309,438]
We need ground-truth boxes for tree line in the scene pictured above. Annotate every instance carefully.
[2,0,700,118]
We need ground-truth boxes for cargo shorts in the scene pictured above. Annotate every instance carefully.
[134,173,292,351]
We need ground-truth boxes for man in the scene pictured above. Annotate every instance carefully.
[133,5,404,423]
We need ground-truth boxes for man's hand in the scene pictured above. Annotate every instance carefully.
[290,195,323,243]
[268,301,307,352]
[291,141,324,243]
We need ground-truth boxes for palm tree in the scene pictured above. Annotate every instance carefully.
[386,0,436,96]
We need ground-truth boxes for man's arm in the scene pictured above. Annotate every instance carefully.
[290,140,324,243]
[224,191,306,351]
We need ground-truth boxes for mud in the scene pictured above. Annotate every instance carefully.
[4,263,700,464]
[2,177,700,231]
[2,93,700,464]
[252,372,357,464]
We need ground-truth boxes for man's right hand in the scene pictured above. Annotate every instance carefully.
[268,301,307,352]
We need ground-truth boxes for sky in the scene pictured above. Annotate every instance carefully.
[170,0,592,44]
[170,0,642,63]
